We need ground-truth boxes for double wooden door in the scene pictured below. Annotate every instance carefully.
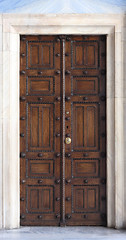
[20,35,106,226]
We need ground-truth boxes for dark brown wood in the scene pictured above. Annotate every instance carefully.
[20,35,61,226]
[20,35,106,226]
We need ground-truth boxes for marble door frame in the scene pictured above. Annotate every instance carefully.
[0,13,125,229]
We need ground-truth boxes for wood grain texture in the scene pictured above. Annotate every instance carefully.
[20,35,106,226]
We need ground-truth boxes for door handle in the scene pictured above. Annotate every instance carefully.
[65,137,71,144]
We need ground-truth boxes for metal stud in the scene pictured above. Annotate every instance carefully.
[66,153,71,158]
[21,179,26,184]
[38,71,42,75]
[56,96,61,101]
[65,96,71,101]
[56,117,60,121]
[56,197,60,201]
[38,97,43,101]
[65,117,70,120]
[83,36,88,39]
[84,179,88,183]
[21,53,25,57]
[38,180,43,184]
[20,214,25,219]
[66,179,71,184]
[56,153,60,157]
[66,111,69,115]
[56,133,60,137]
[65,70,71,75]
[20,133,25,137]
[83,153,88,157]
[66,37,71,41]
[65,214,71,219]
[56,38,60,42]
[66,133,70,137]
[20,152,26,158]
[55,70,60,75]
[56,53,60,57]
[20,116,25,120]
[20,70,26,75]
[55,179,60,184]
[83,71,88,75]
[20,96,26,101]
[38,153,43,157]
[20,197,25,201]
[66,197,71,201]
[83,97,88,100]
[38,215,42,219]
[21,36,26,41]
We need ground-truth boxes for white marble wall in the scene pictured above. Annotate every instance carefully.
[0,15,3,229]
[0,13,126,229]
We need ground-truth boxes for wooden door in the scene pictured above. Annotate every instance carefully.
[20,35,106,226]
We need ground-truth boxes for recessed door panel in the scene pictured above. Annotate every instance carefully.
[27,103,54,151]
[72,103,99,151]
[20,35,106,226]
[27,41,54,69]
[71,41,99,69]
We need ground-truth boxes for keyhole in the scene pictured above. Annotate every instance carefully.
[66,126,69,129]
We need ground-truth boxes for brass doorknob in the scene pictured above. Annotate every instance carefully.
[65,137,71,144]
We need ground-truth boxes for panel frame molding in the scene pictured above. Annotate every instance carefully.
[0,13,125,229]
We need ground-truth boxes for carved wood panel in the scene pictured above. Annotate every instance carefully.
[20,35,106,226]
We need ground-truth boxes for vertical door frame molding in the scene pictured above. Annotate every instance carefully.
[0,14,124,229]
